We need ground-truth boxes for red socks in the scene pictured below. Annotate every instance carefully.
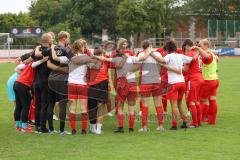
[69,113,76,130]
[196,104,202,126]
[141,106,149,127]
[118,114,124,127]
[209,100,218,125]
[189,105,198,126]
[162,96,168,112]
[201,103,209,122]
[128,114,135,129]
[172,119,178,127]
[81,113,88,130]
[155,106,164,126]
[139,99,143,111]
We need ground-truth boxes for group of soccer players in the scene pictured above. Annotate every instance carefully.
[7,31,219,135]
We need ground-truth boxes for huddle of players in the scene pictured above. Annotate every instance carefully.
[13,31,219,135]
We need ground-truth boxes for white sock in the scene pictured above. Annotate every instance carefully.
[96,123,102,134]
[91,124,97,133]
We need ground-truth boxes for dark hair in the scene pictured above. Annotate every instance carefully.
[142,40,152,50]
[165,41,177,53]
[182,39,193,53]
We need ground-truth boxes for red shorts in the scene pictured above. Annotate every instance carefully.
[140,83,163,97]
[200,80,219,99]
[186,79,204,102]
[116,82,137,103]
[167,82,185,100]
[68,83,88,99]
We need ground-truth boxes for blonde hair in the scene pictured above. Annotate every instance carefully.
[199,38,212,48]
[72,39,85,55]
[41,33,52,47]
[117,38,127,50]
[58,31,70,40]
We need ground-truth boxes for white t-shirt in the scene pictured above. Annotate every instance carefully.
[139,51,161,84]
[112,56,140,83]
[164,53,192,84]
[60,54,88,85]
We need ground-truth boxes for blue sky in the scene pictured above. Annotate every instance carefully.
[0,0,31,14]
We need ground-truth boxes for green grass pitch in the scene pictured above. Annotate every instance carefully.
[0,58,240,160]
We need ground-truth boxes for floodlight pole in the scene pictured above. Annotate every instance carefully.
[7,33,10,62]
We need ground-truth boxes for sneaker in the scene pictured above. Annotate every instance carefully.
[180,122,188,128]
[129,128,134,133]
[72,129,77,135]
[138,111,142,116]
[60,131,71,135]
[138,127,149,132]
[107,112,114,117]
[81,129,87,135]
[49,130,59,134]
[114,127,124,133]
[39,127,49,133]
[53,114,59,121]
[21,127,33,133]
[170,126,178,130]
[95,123,103,135]
[156,126,165,131]
[90,124,97,134]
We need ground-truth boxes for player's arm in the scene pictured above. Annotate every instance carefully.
[161,64,181,74]
[15,64,26,73]
[71,55,96,65]
[47,60,69,73]
[32,56,49,68]
[150,52,166,63]
[192,46,210,59]
[51,45,60,62]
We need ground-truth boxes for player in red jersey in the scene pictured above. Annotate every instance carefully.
[192,39,219,125]
[111,38,135,115]
[14,56,49,133]
[87,46,110,134]
[183,39,204,127]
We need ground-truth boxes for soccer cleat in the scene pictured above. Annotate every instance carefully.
[170,126,178,130]
[114,127,124,133]
[129,128,134,133]
[15,126,21,132]
[60,131,71,135]
[21,127,33,133]
[156,126,165,131]
[180,122,188,129]
[28,120,35,126]
[34,127,41,134]
[188,123,198,128]
[53,114,59,121]
[81,129,87,135]
[49,130,59,134]
[138,127,149,132]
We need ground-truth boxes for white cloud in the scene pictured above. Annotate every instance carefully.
[0,0,31,14]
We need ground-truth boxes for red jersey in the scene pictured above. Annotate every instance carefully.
[176,48,183,54]
[88,61,109,86]
[111,49,135,58]
[186,50,203,80]
[16,63,35,87]
[156,48,168,81]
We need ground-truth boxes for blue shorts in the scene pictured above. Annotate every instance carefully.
[7,72,19,101]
